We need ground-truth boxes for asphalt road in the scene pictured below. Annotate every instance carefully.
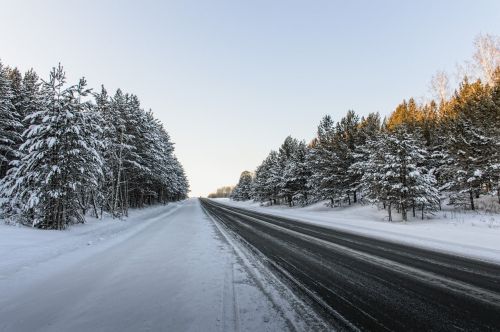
[200,198,500,331]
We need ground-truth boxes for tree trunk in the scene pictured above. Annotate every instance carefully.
[113,132,124,218]
[353,191,357,203]
[402,205,407,222]
[469,190,475,211]
[347,193,351,205]
[497,183,500,204]
[421,206,424,220]
[91,191,100,219]
[388,203,392,222]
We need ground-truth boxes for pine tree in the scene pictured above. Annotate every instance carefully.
[349,112,381,203]
[490,69,500,203]
[251,151,280,204]
[307,115,340,205]
[0,62,22,178]
[1,65,104,229]
[334,110,360,204]
[283,140,311,206]
[18,69,41,122]
[7,68,23,113]
[443,78,497,210]
[231,171,253,201]
[361,126,439,221]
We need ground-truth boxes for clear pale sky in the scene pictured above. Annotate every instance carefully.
[1,1,499,196]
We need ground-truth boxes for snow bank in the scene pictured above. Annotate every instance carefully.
[0,203,181,282]
[214,198,500,264]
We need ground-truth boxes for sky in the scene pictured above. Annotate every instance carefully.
[1,1,499,197]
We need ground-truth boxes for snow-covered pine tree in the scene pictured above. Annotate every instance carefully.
[251,150,280,204]
[333,110,360,205]
[0,64,103,229]
[167,156,189,201]
[443,78,497,210]
[284,140,311,206]
[490,69,500,203]
[7,67,22,110]
[307,115,341,205]
[104,89,137,217]
[231,171,253,201]
[348,112,381,204]
[138,110,187,204]
[139,110,169,205]
[277,136,300,206]
[96,87,189,215]
[0,62,23,178]
[18,69,41,123]
[361,126,439,221]
[93,85,111,215]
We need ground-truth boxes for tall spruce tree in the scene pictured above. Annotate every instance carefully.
[307,115,339,205]
[251,151,280,204]
[231,171,253,201]
[349,112,381,203]
[1,65,103,228]
[0,62,23,178]
[443,78,497,210]
[361,126,439,221]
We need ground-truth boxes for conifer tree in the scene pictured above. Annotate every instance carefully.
[349,112,381,203]
[443,78,497,209]
[307,115,339,205]
[231,171,253,201]
[334,110,360,204]
[1,65,104,228]
[0,62,22,178]
[361,126,439,221]
[251,151,280,204]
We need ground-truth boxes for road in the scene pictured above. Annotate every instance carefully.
[201,198,500,331]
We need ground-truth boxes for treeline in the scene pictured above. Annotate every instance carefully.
[208,186,234,198]
[231,35,499,221]
[0,62,189,229]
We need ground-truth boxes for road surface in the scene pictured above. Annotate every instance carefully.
[201,198,500,331]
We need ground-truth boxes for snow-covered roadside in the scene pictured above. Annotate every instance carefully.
[0,202,182,283]
[214,198,500,264]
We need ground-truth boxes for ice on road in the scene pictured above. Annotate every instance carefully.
[0,199,293,332]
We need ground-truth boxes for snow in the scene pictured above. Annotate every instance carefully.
[214,197,500,264]
[0,203,180,281]
[0,199,318,331]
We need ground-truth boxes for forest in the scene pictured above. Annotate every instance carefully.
[0,62,189,229]
[230,35,500,221]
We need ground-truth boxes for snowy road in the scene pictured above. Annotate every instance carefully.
[0,199,323,332]
[201,199,500,331]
